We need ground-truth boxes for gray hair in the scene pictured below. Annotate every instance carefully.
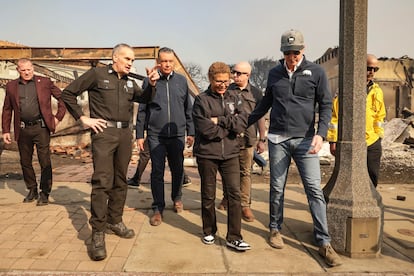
[16,58,32,67]
[158,47,174,58]
[112,43,132,57]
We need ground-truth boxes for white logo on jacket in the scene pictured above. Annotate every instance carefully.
[302,70,312,76]
[227,102,235,114]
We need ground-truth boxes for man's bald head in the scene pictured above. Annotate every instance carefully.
[232,61,251,89]
[367,54,379,83]
[233,62,252,74]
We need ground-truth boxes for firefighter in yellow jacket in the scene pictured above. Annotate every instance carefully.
[327,54,386,187]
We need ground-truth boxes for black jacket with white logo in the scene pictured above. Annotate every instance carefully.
[192,88,247,160]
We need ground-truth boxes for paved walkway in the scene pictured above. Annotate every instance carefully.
[0,155,413,275]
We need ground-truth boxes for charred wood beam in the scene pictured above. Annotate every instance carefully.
[172,54,199,97]
[0,46,199,95]
[0,47,159,61]
[32,63,74,84]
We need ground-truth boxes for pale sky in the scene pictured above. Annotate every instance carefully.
[1,0,413,75]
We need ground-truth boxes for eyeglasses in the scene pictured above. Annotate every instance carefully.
[214,80,230,85]
[367,66,379,72]
[283,50,301,56]
[232,70,249,76]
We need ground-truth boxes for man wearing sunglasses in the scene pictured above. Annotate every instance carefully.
[328,54,386,188]
[248,29,342,267]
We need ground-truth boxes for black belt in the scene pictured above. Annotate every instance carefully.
[21,118,44,128]
[106,121,129,128]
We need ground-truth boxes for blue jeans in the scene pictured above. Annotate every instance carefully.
[268,137,331,246]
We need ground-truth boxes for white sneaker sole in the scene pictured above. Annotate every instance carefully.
[202,235,215,245]
[226,241,251,251]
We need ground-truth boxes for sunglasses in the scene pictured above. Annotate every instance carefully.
[232,70,249,76]
[283,50,301,56]
[367,66,379,72]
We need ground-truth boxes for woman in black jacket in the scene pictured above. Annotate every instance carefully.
[192,62,250,251]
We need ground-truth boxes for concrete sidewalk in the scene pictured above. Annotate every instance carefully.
[0,163,413,275]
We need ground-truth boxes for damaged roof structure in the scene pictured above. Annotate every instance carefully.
[316,47,414,183]
[0,40,199,94]
[1,42,414,183]
[315,46,414,120]
[0,40,199,153]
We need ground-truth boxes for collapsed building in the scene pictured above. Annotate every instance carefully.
[316,47,414,183]
[316,47,414,120]
[1,41,414,182]
[0,40,199,157]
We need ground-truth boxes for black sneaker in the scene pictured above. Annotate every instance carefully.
[36,192,48,206]
[226,239,251,251]
[183,174,191,187]
[23,189,38,203]
[127,178,140,188]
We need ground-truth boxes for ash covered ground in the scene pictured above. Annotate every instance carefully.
[1,141,413,185]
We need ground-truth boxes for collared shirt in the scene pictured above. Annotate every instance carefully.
[159,71,173,80]
[229,82,262,147]
[268,57,305,145]
[139,70,194,138]
[249,56,332,140]
[284,57,304,79]
[18,78,41,122]
[62,65,153,122]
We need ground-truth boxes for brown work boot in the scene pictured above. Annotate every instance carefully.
[242,207,255,222]
[217,198,227,210]
[319,244,343,267]
[269,229,284,249]
[173,200,183,213]
[90,231,106,261]
[150,211,162,226]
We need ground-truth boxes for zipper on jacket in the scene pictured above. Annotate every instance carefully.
[287,72,296,135]
[221,94,225,158]
[166,77,171,136]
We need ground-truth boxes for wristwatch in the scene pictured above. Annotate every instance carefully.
[259,137,267,143]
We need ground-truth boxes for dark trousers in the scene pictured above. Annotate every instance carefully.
[17,124,52,195]
[131,137,151,182]
[130,137,190,184]
[147,135,185,212]
[367,138,382,187]
[89,127,132,231]
[197,156,242,242]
